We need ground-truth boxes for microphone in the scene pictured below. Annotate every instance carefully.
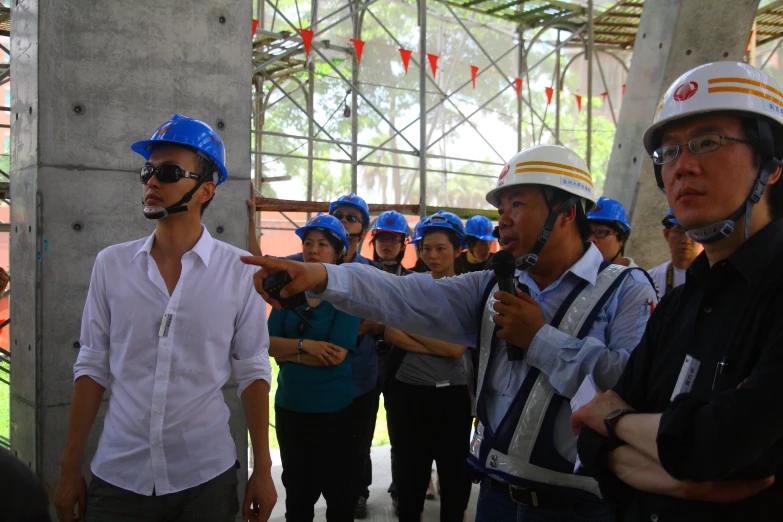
[492,249,526,361]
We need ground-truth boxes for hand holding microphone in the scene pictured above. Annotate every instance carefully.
[491,250,547,360]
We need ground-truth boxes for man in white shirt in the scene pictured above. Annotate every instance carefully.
[53,115,276,522]
[647,210,703,297]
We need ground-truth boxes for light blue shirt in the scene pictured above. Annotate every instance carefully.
[319,243,656,431]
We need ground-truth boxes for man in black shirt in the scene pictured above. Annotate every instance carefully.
[572,61,783,521]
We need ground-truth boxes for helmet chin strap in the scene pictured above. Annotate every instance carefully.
[142,171,213,220]
[515,193,580,271]
[684,119,781,244]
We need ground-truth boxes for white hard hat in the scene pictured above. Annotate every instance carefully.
[485,144,596,213]
[643,61,783,155]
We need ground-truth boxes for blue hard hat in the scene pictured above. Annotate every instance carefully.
[587,197,631,233]
[295,214,350,256]
[661,209,680,227]
[131,114,228,185]
[330,193,371,228]
[465,215,496,241]
[372,211,409,238]
[419,210,466,248]
[410,221,425,245]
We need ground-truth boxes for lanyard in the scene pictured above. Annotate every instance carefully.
[666,262,675,294]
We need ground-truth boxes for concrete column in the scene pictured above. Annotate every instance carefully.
[10,0,251,507]
[602,0,757,269]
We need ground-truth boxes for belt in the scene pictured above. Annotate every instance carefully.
[488,478,564,509]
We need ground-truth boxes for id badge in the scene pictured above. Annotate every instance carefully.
[159,312,173,338]
[671,354,700,401]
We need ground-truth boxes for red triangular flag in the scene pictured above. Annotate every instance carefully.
[350,39,365,65]
[600,91,607,102]
[427,54,439,78]
[252,19,259,39]
[622,83,626,95]
[399,49,412,74]
[301,29,314,57]
[545,86,554,105]
[575,94,582,113]
[470,65,479,89]
[514,78,523,98]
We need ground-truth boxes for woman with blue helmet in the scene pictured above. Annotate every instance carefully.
[370,211,412,276]
[266,214,360,522]
[456,214,496,273]
[587,196,637,267]
[380,210,472,522]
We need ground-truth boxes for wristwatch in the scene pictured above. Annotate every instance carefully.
[297,338,304,353]
[604,408,636,440]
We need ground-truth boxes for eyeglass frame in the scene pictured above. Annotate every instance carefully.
[652,134,751,166]
[331,211,362,224]
[374,232,404,244]
[589,228,620,240]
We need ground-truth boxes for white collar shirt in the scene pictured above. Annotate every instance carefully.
[73,225,271,495]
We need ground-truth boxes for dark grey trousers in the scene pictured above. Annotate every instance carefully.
[85,463,239,522]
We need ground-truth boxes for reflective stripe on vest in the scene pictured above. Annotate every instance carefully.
[469,263,634,498]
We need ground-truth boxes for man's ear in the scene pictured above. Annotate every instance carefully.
[662,227,670,241]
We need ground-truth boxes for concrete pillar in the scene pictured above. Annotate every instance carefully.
[602,0,758,269]
[10,0,251,507]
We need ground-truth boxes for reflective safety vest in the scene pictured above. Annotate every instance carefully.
[468,262,647,499]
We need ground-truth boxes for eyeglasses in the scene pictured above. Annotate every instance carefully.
[590,229,618,240]
[375,233,403,244]
[652,134,750,165]
[665,224,688,236]
[332,211,362,224]
[297,307,314,337]
[140,164,202,184]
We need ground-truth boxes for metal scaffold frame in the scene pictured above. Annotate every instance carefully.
[250,0,641,235]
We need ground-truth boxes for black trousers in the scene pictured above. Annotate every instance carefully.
[85,464,238,522]
[386,379,472,522]
[350,388,380,503]
[276,404,355,522]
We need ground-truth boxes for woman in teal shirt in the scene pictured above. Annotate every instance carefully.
[268,214,360,522]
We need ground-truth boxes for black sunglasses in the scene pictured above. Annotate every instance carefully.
[297,307,315,337]
[140,164,203,185]
[332,211,362,224]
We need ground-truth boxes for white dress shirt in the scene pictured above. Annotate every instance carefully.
[74,226,271,496]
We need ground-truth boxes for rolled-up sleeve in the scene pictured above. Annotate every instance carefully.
[320,263,491,347]
[231,267,272,397]
[526,269,657,398]
[74,252,112,388]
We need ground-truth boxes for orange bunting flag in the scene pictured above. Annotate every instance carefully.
[545,86,554,105]
[470,65,479,88]
[427,54,439,78]
[350,39,365,65]
[575,94,582,113]
[399,49,412,74]
[514,78,523,98]
[600,91,608,102]
[301,29,314,57]
[252,19,259,39]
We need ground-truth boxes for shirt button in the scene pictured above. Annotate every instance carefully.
[704,306,712,313]
[154,408,162,414]
[651,515,658,522]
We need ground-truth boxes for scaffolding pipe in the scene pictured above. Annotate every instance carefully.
[517,26,524,152]
[586,0,594,171]
[555,29,561,141]
[351,0,361,193]
[419,0,427,218]
[306,0,317,205]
